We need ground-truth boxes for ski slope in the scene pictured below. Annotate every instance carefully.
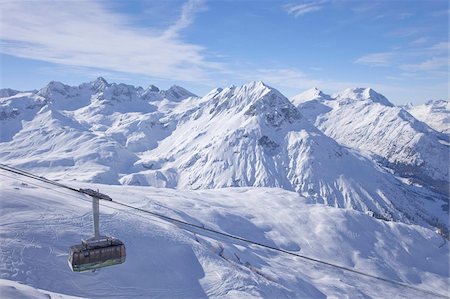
[1,172,448,298]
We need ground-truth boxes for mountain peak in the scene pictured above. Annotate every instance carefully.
[225,81,276,99]
[94,76,108,84]
[89,77,109,91]
[230,81,279,102]
[205,81,301,127]
[291,87,331,107]
[241,80,271,91]
[37,80,70,97]
[147,84,160,92]
[46,80,67,90]
[161,85,197,101]
[333,87,393,107]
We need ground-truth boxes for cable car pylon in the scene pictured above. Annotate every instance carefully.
[68,189,126,272]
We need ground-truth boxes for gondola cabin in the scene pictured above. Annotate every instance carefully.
[68,237,126,272]
[68,192,126,272]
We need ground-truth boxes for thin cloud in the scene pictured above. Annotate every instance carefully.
[355,52,395,67]
[411,37,429,45]
[396,12,413,20]
[350,2,381,14]
[0,0,220,83]
[285,2,326,17]
[163,0,207,39]
[385,27,421,38]
[355,40,449,70]
[400,57,449,72]
[429,42,450,52]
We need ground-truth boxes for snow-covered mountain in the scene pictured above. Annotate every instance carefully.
[0,79,448,231]
[1,175,448,298]
[403,100,450,135]
[291,87,331,107]
[0,78,196,183]
[294,87,449,197]
[127,81,446,228]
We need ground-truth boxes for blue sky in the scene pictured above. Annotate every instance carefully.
[0,0,448,104]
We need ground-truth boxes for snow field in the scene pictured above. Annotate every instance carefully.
[1,173,448,298]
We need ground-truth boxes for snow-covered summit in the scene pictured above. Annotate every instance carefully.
[291,87,331,107]
[160,85,198,101]
[86,76,110,91]
[205,81,300,128]
[138,84,198,103]
[37,80,74,98]
[333,87,394,107]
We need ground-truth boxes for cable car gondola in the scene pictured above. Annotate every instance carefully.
[68,192,126,272]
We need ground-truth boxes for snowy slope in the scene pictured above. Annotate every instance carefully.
[0,173,448,298]
[0,279,83,299]
[294,88,449,196]
[404,100,450,135]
